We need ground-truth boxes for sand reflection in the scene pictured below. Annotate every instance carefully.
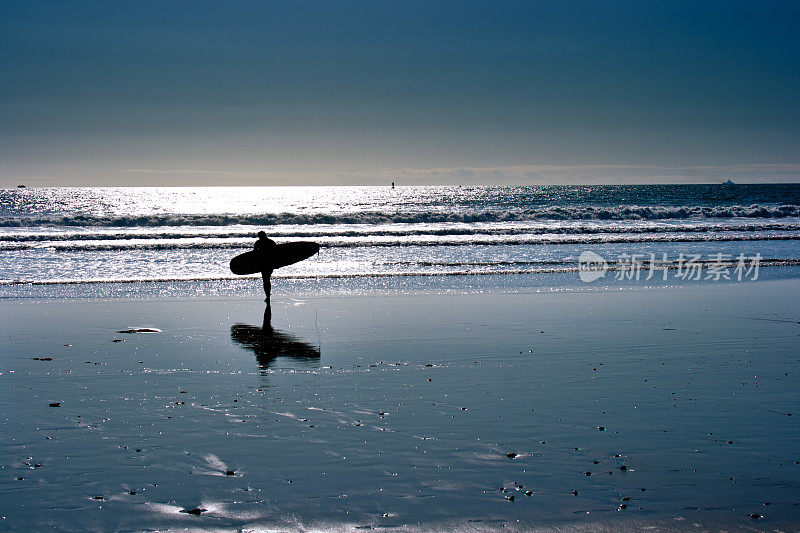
[230,306,321,369]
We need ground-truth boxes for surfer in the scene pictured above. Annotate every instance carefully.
[254,231,276,304]
[229,236,318,311]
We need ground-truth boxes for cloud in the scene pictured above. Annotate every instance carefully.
[337,163,800,185]
[5,163,799,187]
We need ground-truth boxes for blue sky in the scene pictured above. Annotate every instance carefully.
[1,0,798,185]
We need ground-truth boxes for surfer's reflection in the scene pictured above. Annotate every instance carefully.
[230,306,320,370]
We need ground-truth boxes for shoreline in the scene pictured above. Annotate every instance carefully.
[3,266,800,302]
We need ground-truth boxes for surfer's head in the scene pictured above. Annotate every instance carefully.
[257,231,267,239]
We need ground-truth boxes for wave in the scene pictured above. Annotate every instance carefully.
[3,258,799,286]
[2,204,800,228]
[2,232,799,251]
[3,222,800,242]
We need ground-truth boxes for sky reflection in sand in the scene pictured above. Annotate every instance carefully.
[1,285,798,531]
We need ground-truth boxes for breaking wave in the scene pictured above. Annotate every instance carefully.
[3,222,800,242]
[2,204,799,228]
[2,233,799,251]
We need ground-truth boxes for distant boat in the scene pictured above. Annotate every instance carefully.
[721,179,735,186]
[17,184,26,188]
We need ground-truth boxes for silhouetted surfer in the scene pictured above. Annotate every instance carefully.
[254,231,276,305]
[229,234,319,306]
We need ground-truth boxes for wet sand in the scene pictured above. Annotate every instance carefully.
[1,280,799,531]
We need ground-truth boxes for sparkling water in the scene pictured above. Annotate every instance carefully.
[2,184,799,297]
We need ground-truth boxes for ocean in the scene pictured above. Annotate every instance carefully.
[2,184,799,298]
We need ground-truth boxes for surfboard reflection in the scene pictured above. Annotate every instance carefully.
[230,306,321,370]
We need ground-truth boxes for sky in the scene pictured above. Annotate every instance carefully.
[1,0,799,186]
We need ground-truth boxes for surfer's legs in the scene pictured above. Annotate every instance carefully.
[262,302,272,327]
[261,269,273,304]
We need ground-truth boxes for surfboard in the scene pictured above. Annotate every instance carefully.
[229,241,320,275]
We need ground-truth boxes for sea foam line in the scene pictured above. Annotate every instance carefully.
[2,204,800,227]
[2,258,799,286]
[2,222,800,242]
[2,232,799,251]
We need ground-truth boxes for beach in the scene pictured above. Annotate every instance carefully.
[4,0,800,528]
[2,279,798,532]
